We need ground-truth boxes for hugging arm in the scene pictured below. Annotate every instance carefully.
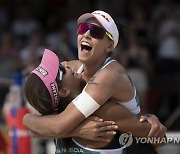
[23,100,149,139]
[23,99,165,141]
[95,101,167,147]
[23,67,118,137]
[29,116,118,142]
[23,68,166,140]
[89,101,166,147]
[94,101,151,137]
[23,102,86,138]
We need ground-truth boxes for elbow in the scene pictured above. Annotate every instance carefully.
[22,114,30,128]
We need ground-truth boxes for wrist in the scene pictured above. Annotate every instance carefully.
[65,127,80,138]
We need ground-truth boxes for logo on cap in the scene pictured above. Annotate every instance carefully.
[93,12,109,22]
[36,66,48,76]
[50,83,59,104]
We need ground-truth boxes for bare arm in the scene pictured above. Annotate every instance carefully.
[29,115,118,142]
[94,101,166,147]
[74,101,165,148]
[24,100,149,139]
[94,101,151,137]
[23,66,118,137]
[23,62,166,140]
[23,103,85,138]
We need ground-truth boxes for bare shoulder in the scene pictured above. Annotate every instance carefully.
[86,61,125,90]
[109,61,127,75]
[92,61,133,95]
[96,61,128,82]
[85,60,134,103]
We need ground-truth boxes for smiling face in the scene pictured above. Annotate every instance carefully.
[60,64,86,99]
[77,18,114,65]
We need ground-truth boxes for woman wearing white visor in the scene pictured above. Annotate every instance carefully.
[23,10,166,154]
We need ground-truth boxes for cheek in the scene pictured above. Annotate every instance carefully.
[93,39,107,52]
[68,78,78,90]
[77,35,82,48]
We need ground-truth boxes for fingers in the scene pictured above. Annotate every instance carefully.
[148,123,159,137]
[139,115,148,122]
[92,121,118,140]
[144,114,167,138]
[95,125,118,142]
[98,125,118,132]
[154,124,167,138]
[96,120,116,127]
[146,115,160,137]
[140,116,148,122]
[88,116,103,122]
[140,114,154,122]
[98,131,117,136]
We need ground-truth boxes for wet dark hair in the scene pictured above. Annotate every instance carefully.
[24,68,72,115]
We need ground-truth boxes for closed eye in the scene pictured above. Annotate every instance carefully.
[59,65,66,74]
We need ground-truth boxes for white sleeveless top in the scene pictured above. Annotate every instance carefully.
[77,58,141,115]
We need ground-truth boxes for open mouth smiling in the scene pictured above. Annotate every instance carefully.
[81,41,92,52]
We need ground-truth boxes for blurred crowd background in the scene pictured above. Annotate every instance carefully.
[0,0,180,153]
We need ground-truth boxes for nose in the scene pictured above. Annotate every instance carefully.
[61,61,68,67]
[83,30,91,39]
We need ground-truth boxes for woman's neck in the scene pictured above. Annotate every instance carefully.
[82,57,107,78]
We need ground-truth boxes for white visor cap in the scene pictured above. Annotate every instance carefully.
[77,10,119,49]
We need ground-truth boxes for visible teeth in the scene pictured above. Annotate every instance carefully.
[81,42,90,47]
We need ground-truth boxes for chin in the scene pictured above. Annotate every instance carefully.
[78,55,93,65]
[78,56,87,63]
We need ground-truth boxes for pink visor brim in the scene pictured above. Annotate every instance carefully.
[32,49,59,108]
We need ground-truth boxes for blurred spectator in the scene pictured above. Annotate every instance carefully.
[12,7,41,39]
[0,7,9,33]
[0,31,17,80]
[46,25,77,61]
[128,3,151,47]
[156,5,180,74]
[115,32,154,113]
[0,31,16,138]
[95,0,128,19]
[152,0,180,23]
[65,19,78,53]
[19,29,46,68]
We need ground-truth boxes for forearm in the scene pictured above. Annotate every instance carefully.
[125,118,151,137]
[107,113,151,137]
[94,102,151,137]
[23,114,67,138]
[23,104,85,138]
[30,131,56,139]
[28,120,86,139]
